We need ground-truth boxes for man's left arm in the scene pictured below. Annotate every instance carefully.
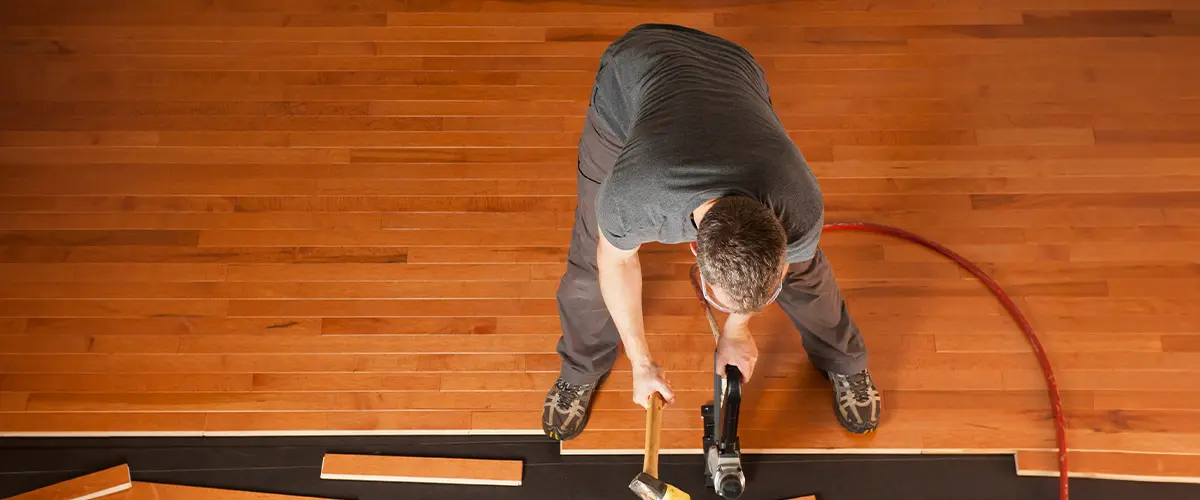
[715,312,758,383]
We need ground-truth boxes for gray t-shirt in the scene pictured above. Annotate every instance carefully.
[592,24,824,263]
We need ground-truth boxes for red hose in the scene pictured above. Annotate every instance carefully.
[822,222,1068,500]
[689,222,1069,500]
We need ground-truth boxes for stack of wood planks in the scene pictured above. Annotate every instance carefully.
[1,0,1198,484]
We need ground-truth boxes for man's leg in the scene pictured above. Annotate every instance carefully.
[776,248,881,433]
[543,107,623,440]
[555,121,622,384]
[778,248,868,373]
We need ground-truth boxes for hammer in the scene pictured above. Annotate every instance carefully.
[629,393,690,499]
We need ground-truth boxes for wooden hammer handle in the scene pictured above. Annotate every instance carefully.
[643,392,665,476]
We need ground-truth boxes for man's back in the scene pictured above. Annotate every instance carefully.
[592,24,825,263]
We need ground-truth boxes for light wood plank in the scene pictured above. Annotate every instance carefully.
[0,213,382,230]
[0,374,253,392]
[0,264,227,283]
[3,464,130,500]
[0,281,562,300]
[24,391,544,412]
[0,299,228,318]
[0,412,207,435]
[1016,450,1200,484]
[0,392,29,411]
[320,453,522,486]
[203,411,473,434]
[975,128,1096,146]
[225,264,530,282]
[22,318,321,335]
[111,482,332,500]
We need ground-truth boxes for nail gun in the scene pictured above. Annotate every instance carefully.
[702,362,744,499]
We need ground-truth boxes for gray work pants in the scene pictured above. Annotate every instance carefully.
[554,108,869,385]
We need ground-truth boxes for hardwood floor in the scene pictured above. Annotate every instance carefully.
[1,0,1199,482]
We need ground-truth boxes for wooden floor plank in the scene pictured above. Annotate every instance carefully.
[0,213,383,230]
[0,412,207,435]
[23,391,544,412]
[0,374,254,392]
[202,411,473,434]
[1016,450,1200,484]
[225,263,531,282]
[974,127,1096,146]
[3,464,130,500]
[320,453,522,486]
[21,318,321,335]
[0,281,561,300]
[112,482,333,500]
[0,299,229,318]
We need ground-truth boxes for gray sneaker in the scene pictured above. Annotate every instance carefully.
[827,369,882,434]
[542,377,600,441]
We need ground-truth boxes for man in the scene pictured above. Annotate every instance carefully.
[542,24,881,441]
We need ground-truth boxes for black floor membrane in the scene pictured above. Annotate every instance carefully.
[1,436,1196,500]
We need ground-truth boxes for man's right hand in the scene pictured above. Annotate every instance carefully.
[632,362,675,408]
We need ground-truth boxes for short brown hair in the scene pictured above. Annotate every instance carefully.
[695,196,787,314]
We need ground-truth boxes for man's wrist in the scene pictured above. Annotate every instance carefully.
[723,313,753,339]
[724,328,752,340]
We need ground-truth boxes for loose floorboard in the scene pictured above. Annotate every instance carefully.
[111,482,331,500]
[4,464,130,500]
[319,453,523,486]
[1,0,1198,485]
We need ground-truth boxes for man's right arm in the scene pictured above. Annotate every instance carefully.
[596,229,675,408]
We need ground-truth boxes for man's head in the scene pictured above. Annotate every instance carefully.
[695,196,788,314]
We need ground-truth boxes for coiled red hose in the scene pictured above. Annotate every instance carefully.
[690,222,1069,500]
[822,222,1068,500]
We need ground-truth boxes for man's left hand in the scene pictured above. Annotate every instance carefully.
[715,316,758,383]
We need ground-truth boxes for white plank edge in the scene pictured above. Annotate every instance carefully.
[0,430,544,438]
[1015,469,1200,485]
[74,482,132,500]
[319,472,521,487]
[559,446,1022,456]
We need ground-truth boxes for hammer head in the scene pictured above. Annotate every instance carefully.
[629,472,691,500]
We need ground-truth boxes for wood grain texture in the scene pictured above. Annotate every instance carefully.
[320,453,522,486]
[1016,450,1200,484]
[0,0,1197,485]
[3,464,130,500]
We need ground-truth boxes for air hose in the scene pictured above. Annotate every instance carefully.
[689,221,1069,500]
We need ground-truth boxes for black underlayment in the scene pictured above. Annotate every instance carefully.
[0,436,1196,500]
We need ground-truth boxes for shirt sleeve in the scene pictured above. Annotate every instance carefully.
[594,180,644,251]
[785,219,822,263]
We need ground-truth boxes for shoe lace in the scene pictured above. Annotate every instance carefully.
[555,380,587,411]
[845,371,872,404]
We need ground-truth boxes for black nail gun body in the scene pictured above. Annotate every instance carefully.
[702,363,744,499]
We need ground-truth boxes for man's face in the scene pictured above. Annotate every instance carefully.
[701,266,788,315]
[705,282,740,313]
